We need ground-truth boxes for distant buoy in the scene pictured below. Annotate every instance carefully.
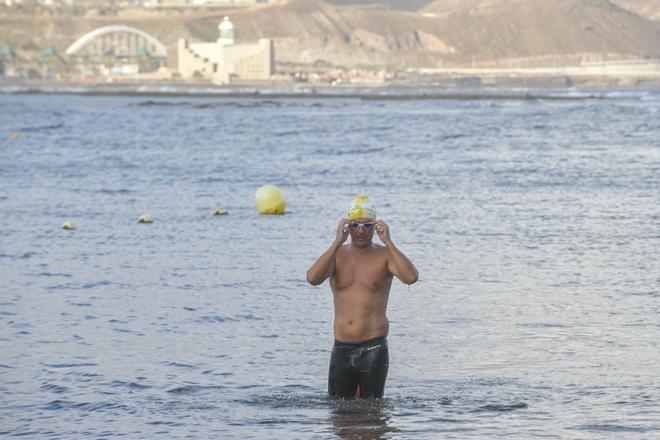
[255,185,286,215]
[138,215,153,223]
[213,208,228,216]
[62,222,76,230]
[11,132,20,140]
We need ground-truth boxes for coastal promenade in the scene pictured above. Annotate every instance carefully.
[419,60,660,78]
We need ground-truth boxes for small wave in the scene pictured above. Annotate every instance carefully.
[202,370,233,377]
[48,284,80,291]
[134,99,284,109]
[48,281,113,291]
[518,323,569,328]
[236,314,266,321]
[236,388,327,410]
[274,130,300,137]
[197,176,232,183]
[43,399,128,412]
[162,361,197,369]
[112,327,143,335]
[41,383,69,394]
[474,402,528,412]
[167,384,224,394]
[147,420,185,426]
[314,146,386,156]
[38,272,72,278]
[109,380,151,390]
[195,314,265,324]
[228,100,283,109]
[196,315,237,323]
[438,133,467,141]
[95,188,133,195]
[42,362,98,368]
[82,281,112,289]
[424,417,463,423]
[628,291,659,297]
[136,100,190,107]
[19,123,64,132]
[572,423,649,433]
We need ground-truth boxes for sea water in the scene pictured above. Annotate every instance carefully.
[1,90,659,438]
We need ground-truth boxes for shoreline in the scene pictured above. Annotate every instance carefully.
[1,79,659,101]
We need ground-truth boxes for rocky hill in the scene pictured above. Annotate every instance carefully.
[202,0,660,66]
[2,0,659,69]
[417,0,660,65]
[610,0,660,20]
[325,0,433,11]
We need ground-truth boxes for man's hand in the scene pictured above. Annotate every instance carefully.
[375,220,391,245]
[335,218,350,245]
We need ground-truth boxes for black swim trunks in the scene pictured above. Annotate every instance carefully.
[328,336,389,399]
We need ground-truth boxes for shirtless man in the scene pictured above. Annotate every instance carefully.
[306,195,418,399]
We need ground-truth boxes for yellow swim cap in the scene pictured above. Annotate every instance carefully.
[348,194,376,220]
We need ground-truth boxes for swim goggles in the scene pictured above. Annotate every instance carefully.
[349,222,374,229]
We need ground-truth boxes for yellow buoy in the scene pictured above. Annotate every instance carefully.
[213,208,228,216]
[138,215,153,223]
[11,132,20,140]
[62,222,76,230]
[255,185,286,215]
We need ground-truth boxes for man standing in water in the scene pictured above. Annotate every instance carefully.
[306,195,418,399]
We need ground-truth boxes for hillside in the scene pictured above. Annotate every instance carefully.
[418,0,660,65]
[202,0,660,66]
[2,0,659,69]
[184,0,453,66]
[610,0,660,20]
[325,0,433,11]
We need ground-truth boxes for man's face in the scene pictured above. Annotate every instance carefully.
[348,218,375,247]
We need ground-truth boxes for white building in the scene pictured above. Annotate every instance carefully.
[177,16,274,84]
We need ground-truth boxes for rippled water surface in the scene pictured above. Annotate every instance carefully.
[1,91,660,438]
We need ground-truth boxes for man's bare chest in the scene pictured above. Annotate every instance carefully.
[334,256,390,291]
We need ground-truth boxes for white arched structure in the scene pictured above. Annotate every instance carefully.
[66,25,167,58]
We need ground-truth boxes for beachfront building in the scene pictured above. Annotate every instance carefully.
[0,43,17,77]
[177,16,273,84]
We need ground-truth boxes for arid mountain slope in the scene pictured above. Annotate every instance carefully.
[325,0,433,11]
[2,0,659,68]
[610,0,660,20]
[192,0,660,66]
[418,0,660,63]
[185,0,454,66]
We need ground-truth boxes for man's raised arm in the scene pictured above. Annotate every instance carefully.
[306,219,349,286]
[375,220,419,285]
